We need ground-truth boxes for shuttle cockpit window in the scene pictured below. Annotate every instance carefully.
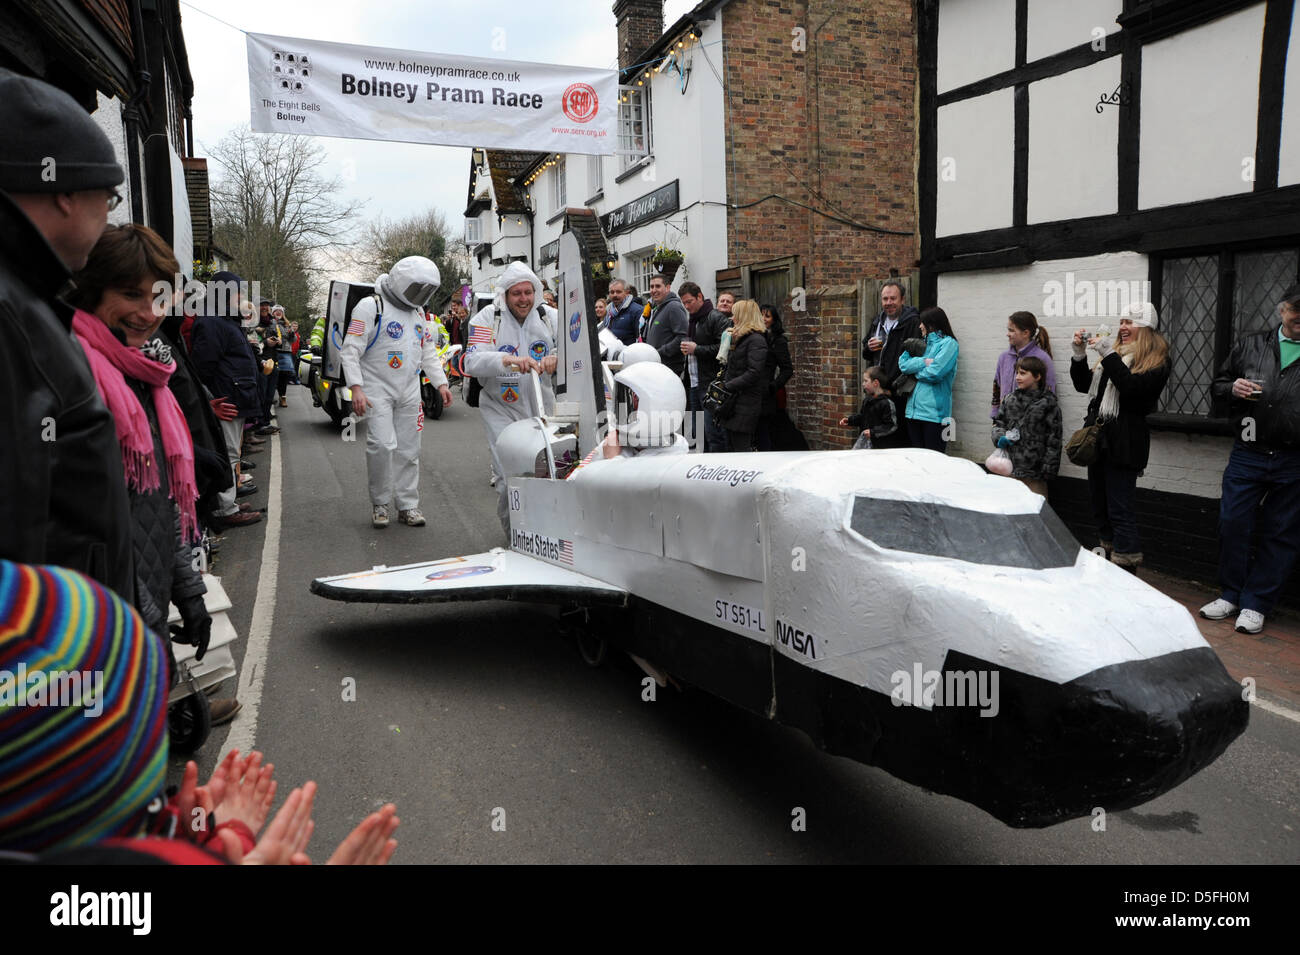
[849,497,1080,569]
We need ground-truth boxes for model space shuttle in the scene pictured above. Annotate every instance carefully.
[313,234,1248,828]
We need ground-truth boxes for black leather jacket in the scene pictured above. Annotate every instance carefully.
[684,305,731,386]
[0,190,134,599]
[1212,323,1300,450]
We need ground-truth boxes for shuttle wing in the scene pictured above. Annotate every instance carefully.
[310,548,629,606]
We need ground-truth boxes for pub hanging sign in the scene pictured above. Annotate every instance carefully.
[600,180,679,238]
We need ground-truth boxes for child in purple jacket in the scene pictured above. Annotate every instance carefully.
[991,311,1055,419]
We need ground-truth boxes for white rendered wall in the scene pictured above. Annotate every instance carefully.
[937,253,1231,498]
[474,17,728,298]
[1138,3,1265,209]
[534,16,729,297]
[937,0,1016,93]
[936,88,1015,236]
[168,147,193,277]
[92,93,133,227]
[1026,0,1122,62]
[1278,0,1300,186]
[1028,56,1120,223]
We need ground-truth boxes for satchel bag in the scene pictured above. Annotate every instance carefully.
[703,375,738,423]
[1064,421,1104,467]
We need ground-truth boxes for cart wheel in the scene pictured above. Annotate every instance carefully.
[576,631,607,667]
[423,381,444,420]
[169,691,211,755]
[325,389,352,427]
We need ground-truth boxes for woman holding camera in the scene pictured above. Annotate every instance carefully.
[1069,302,1171,571]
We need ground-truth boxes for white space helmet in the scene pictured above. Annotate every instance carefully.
[597,326,625,361]
[495,417,577,478]
[381,256,441,309]
[614,362,685,449]
[619,342,660,367]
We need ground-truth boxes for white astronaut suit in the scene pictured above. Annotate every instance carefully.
[464,262,558,515]
[340,257,448,517]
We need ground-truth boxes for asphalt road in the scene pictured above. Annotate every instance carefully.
[176,382,1300,864]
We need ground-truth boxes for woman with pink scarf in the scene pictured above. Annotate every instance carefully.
[67,225,235,720]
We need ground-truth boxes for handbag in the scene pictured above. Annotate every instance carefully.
[1065,421,1104,466]
[703,373,737,423]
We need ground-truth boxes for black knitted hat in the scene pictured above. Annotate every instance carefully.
[0,69,125,194]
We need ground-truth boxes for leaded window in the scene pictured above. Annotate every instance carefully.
[1155,245,1299,418]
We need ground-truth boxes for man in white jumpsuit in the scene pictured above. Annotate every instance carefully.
[341,256,452,528]
[464,262,558,527]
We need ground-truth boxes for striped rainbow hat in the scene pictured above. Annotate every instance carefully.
[0,559,169,851]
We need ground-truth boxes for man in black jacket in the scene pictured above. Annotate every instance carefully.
[641,274,688,377]
[0,70,134,600]
[189,272,265,529]
[678,281,730,452]
[1200,286,1300,635]
[862,280,922,446]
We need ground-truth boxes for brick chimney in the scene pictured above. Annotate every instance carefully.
[614,0,663,72]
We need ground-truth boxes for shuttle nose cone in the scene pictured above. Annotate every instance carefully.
[962,646,1249,827]
[1055,647,1249,812]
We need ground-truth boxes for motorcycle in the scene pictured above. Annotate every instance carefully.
[298,348,353,427]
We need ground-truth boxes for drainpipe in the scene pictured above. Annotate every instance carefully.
[122,0,151,224]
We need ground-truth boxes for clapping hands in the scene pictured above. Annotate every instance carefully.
[172,748,400,865]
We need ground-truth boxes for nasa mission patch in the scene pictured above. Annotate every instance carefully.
[386,321,404,339]
[425,565,495,581]
[387,351,403,369]
[530,340,549,360]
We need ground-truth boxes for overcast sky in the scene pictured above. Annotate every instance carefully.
[181,0,696,261]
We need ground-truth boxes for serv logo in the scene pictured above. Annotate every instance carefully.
[562,83,599,123]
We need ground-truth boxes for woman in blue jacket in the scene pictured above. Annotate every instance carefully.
[897,307,960,452]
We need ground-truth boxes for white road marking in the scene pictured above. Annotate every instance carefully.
[225,430,282,755]
[1253,696,1300,724]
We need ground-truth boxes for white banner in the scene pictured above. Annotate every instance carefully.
[247,33,617,155]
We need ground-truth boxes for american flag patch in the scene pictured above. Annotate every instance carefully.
[468,325,493,346]
[558,539,574,565]
[346,318,366,336]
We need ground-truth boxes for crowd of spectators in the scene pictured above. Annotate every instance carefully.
[0,70,388,863]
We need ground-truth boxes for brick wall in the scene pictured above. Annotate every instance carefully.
[615,0,663,72]
[791,286,861,449]
[721,0,918,286]
[720,0,919,445]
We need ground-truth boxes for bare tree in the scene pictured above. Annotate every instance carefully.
[209,125,364,318]
[355,208,470,312]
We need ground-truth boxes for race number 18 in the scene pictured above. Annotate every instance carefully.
[509,488,521,511]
